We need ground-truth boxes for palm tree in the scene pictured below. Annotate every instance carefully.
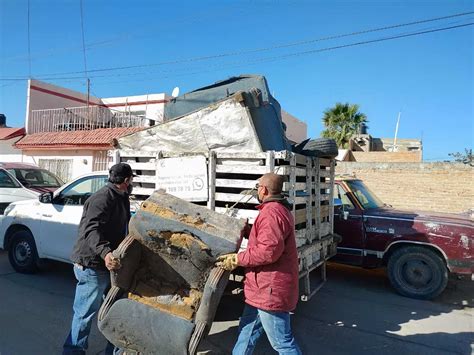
[321,103,368,148]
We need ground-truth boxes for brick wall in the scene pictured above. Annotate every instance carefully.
[335,162,473,213]
[351,151,422,162]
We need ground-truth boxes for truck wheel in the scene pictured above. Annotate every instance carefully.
[302,138,338,158]
[387,246,448,300]
[8,230,39,274]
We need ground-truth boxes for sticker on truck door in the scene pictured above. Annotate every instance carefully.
[366,226,395,234]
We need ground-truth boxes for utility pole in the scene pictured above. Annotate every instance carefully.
[86,78,91,125]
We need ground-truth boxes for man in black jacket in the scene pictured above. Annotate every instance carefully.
[63,163,134,355]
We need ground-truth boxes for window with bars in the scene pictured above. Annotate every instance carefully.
[38,159,73,183]
[93,151,112,172]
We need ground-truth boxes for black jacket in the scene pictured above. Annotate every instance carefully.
[71,183,131,269]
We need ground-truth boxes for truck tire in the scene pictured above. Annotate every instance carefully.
[8,230,39,274]
[302,138,338,158]
[387,246,448,300]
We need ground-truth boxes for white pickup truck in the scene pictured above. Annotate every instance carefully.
[0,172,110,272]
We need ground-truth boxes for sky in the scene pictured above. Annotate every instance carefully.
[0,0,473,161]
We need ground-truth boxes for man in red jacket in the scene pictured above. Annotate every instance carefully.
[217,173,302,355]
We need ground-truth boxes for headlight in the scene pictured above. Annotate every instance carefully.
[3,204,15,216]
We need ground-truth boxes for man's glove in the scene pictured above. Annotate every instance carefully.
[215,253,239,271]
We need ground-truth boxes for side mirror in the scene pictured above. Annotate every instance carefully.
[342,211,349,220]
[333,198,342,207]
[39,191,53,204]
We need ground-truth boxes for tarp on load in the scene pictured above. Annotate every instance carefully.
[164,74,290,152]
[118,92,265,153]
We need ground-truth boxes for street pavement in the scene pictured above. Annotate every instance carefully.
[0,250,472,354]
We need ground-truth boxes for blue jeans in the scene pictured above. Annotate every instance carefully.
[232,304,302,355]
[63,265,117,355]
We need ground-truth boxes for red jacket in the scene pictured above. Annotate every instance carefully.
[237,198,299,312]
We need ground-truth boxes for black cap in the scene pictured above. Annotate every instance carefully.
[109,163,136,180]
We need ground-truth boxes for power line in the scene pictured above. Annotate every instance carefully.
[1,21,472,82]
[2,2,245,62]
[11,11,474,78]
[91,21,474,86]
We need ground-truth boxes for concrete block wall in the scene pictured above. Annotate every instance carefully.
[336,162,473,213]
[351,151,422,162]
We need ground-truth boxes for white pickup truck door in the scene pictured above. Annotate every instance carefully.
[38,175,108,262]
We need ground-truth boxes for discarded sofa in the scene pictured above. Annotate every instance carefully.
[98,190,246,354]
[163,74,291,152]
[118,91,266,154]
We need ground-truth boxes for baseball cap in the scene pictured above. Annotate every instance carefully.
[109,163,136,179]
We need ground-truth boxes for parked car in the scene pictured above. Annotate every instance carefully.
[332,177,473,299]
[0,168,38,215]
[0,171,109,273]
[0,162,64,194]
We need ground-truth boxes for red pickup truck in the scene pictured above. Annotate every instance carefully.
[332,177,473,299]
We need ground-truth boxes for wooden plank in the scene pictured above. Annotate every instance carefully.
[329,159,336,234]
[305,156,313,244]
[132,187,155,196]
[216,165,272,175]
[214,192,259,204]
[313,159,321,242]
[317,158,331,167]
[295,229,307,239]
[296,237,307,249]
[284,182,306,191]
[295,207,327,225]
[320,205,330,219]
[266,151,275,173]
[319,169,332,178]
[319,221,331,238]
[320,194,331,202]
[273,150,291,160]
[216,178,258,189]
[207,152,216,210]
[295,228,307,248]
[111,149,120,165]
[295,208,307,225]
[290,196,308,205]
[215,164,307,177]
[217,159,265,166]
[312,182,331,190]
[292,153,307,166]
[157,152,209,159]
[215,152,268,159]
[214,178,307,191]
[214,207,259,222]
[319,208,330,220]
[214,192,307,206]
[127,162,156,171]
[278,165,307,177]
[133,175,156,184]
[289,154,297,217]
[119,150,158,158]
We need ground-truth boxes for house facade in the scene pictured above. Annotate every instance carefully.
[0,127,25,162]
[14,79,168,181]
[344,131,423,163]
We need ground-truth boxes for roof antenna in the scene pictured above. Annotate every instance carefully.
[391,111,401,152]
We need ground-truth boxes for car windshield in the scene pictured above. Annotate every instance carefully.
[0,169,21,188]
[9,168,63,188]
[346,180,384,209]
